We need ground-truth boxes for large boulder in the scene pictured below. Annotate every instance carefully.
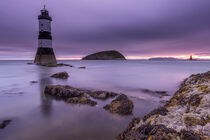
[82,50,126,60]
[51,72,69,79]
[116,71,210,140]
[103,94,134,115]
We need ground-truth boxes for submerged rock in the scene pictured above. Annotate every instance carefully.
[90,91,118,100]
[67,96,97,106]
[51,72,69,79]
[44,85,119,106]
[0,120,12,129]
[27,62,33,65]
[30,81,38,84]
[141,89,169,97]
[56,63,73,67]
[36,63,73,67]
[45,85,88,98]
[78,66,86,69]
[103,94,134,115]
[82,50,126,60]
[116,71,210,139]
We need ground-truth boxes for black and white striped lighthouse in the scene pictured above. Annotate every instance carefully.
[34,6,57,66]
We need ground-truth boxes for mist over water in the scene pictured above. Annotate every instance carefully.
[0,60,209,140]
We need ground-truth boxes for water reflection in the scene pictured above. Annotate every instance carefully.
[37,66,53,117]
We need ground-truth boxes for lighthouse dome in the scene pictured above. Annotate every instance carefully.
[38,5,52,21]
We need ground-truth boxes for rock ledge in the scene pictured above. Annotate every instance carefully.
[116,71,210,140]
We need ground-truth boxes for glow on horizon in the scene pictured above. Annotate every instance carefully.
[126,55,210,60]
[0,54,209,60]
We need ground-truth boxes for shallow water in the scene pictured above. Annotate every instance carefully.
[0,60,209,140]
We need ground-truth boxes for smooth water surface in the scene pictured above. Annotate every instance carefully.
[0,60,209,140]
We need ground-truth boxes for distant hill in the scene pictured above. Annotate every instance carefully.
[148,57,180,61]
[82,50,126,60]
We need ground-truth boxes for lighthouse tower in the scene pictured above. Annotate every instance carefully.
[34,6,57,66]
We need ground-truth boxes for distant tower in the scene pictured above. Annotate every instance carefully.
[189,55,193,60]
[34,5,57,66]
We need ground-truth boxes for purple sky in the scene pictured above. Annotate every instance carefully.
[0,0,210,59]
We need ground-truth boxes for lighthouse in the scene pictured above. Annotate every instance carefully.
[34,6,57,66]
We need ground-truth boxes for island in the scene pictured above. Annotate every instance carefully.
[82,50,126,60]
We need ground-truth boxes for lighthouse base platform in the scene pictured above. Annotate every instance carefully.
[34,47,57,66]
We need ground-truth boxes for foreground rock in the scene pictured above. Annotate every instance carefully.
[116,71,210,139]
[104,94,134,115]
[44,85,118,106]
[82,50,126,60]
[51,72,69,79]
[0,120,12,129]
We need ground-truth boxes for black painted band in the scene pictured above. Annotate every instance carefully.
[36,47,55,55]
[39,31,52,40]
[38,15,52,21]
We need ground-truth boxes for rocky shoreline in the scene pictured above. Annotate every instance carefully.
[116,71,210,140]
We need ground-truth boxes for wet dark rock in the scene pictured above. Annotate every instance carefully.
[27,62,33,65]
[30,81,38,84]
[78,66,86,69]
[45,85,95,106]
[143,107,168,122]
[90,91,118,100]
[51,72,69,79]
[56,63,73,67]
[44,85,120,106]
[82,50,126,60]
[40,63,73,67]
[0,120,12,129]
[44,85,87,98]
[67,96,97,106]
[40,64,57,67]
[103,94,133,115]
[141,89,169,96]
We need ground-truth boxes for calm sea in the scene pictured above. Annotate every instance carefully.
[0,60,209,140]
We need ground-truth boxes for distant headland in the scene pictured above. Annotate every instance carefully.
[148,57,180,61]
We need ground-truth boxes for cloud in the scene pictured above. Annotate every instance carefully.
[0,0,210,58]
